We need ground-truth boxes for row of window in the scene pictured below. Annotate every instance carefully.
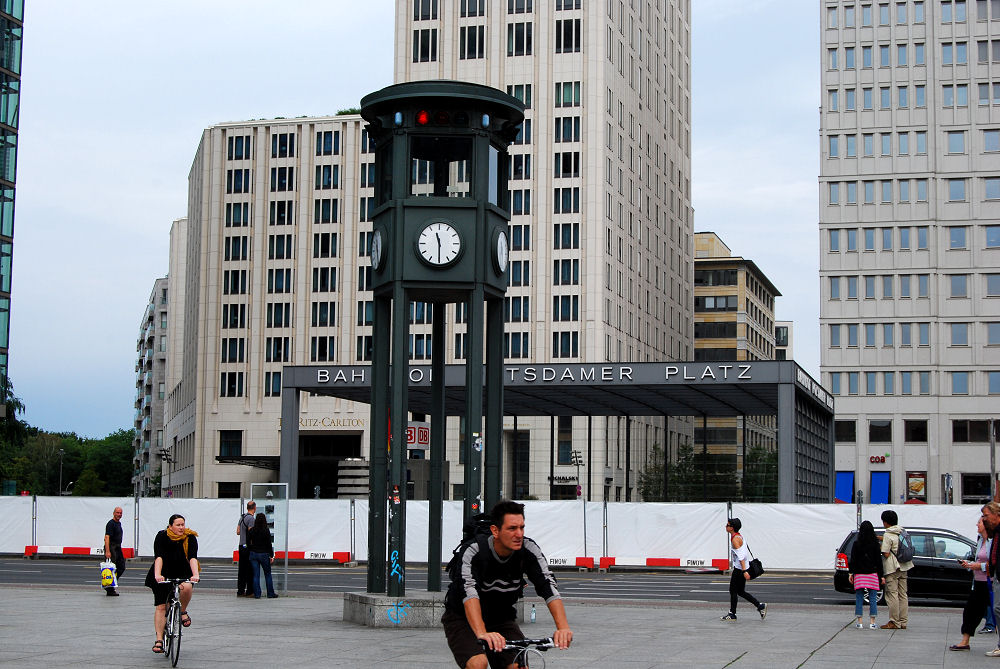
[834,417,1000,445]
[226,131,353,161]
[828,224,1000,252]
[832,273,1000,299]
[830,369,1000,395]
[829,321,1000,347]
[831,176,1000,204]
[826,1,926,28]
[417,0,572,20]
[827,128,1000,157]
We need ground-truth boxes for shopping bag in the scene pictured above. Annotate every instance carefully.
[747,557,764,580]
[100,560,117,588]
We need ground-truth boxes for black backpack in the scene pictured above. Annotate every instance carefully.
[895,529,915,563]
[445,513,494,580]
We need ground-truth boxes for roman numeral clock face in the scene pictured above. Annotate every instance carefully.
[417,221,462,267]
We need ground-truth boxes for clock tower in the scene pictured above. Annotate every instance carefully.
[359,81,524,596]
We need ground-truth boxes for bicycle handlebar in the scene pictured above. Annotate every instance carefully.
[480,637,555,652]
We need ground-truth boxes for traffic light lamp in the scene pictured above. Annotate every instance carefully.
[576,485,582,497]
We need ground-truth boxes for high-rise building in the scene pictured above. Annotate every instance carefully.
[693,232,780,501]
[132,277,168,496]
[820,0,1000,506]
[0,0,23,412]
[164,2,695,500]
[775,321,792,361]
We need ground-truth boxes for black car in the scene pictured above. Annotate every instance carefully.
[834,526,977,601]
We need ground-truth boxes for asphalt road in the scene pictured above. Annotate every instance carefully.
[0,557,965,609]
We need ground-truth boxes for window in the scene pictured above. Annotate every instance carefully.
[950,227,967,249]
[988,178,1000,200]
[831,276,841,299]
[949,179,967,201]
[918,274,929,297]
[267,268,292,294]
[917,226,929,248]
[952,322,969,345]
[220,372,244,398]
[848,371,860,395]
[869,420,892,442]
[220,430,242,457]
[555,18,581,53]
[900,227,911,249]
[555,81,581,108]
[847,182,858,204]
[829,89,839,111]
[414,0,438,20]
[919,322,930,345]
[898,132,909,154]
[846,88,856,110]
[951,274,969,297]
[883,322,894,344]
[830,323,841,346]
[954,419,991,442]
[315,164,339,190]
[864,134,874,156]
[553,222,579,249]
[865,276,877,298]
[991,371,1000,394]
[847,229,858,251]
[268,233,292,260]
[266,302,290,328]
[863,88,873,110]
[829,48,839,69]
[830,182,840,204]
[554,151,580,178]
[989,273,1000,296]
[316,130,339,156]
[264,336,290,363]
[226,169,250,194]
[835,420,857,442]
[846,135,857,157]
[270,132,295,158]
[413,28,438,62]
[990,322,1000,345]
[507,22,533,56]
[904,419,927,441]
[865,322,877,345]
[507,84,533,108]
[897,44,907,65]
[882,228,893,250]
[915,84,926,106]
[916,131,927,154]
[828,136,839,157]
[829,229,840,251]
[506,296,531,322]
[901,323,912,345]
[863,46,873,68]
[313,198,337,224]
[845,46,856,69]
[848,323,859,346]
[952,371,970,394]
[864,228,875,251]
[883,275,893,297]
[553,187,580,213]
[461,0,485,16]
[554,116,580,143]
[311,335,337,362]
[553,259,579,285]
[948,131,966,153]
[264,371,281,397]
[459,25,485,59]
[880,45,890,67]
[552,331,579,358]
[881,134,892,156]
[552,295,578,321]
[227,135,251,161]
[220,337,245,363]
[866,371,877,394]
[987,130,1000,152]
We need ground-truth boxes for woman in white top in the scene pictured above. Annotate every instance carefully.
[721,518,767,622]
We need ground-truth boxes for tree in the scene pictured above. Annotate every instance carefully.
[637,444,665,501]
[742,444,778,502]
[0,379,32,487]
[73,467,106,496]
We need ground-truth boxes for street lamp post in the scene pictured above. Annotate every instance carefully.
[158,447,173,498]
[58,449,64,497]
[571,450,586,557]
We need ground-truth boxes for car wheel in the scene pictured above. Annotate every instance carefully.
[863,589,886,606]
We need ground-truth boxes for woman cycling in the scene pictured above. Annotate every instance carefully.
[145,514,200,654]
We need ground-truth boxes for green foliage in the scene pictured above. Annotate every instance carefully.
[637,441,740,502]
[336,107,361,115]
[742,444,779,502]
[0,378,135,496]
[637,444,665,501]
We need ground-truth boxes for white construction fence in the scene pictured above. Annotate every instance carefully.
[0,496,984,571]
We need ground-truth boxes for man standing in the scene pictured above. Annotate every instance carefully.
[879,509,913,629]
[236,501,256,597]
[103,506,125,596]
[442,499,572,669]
[980,501,1000,657]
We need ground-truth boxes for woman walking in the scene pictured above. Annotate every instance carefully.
[949,517,993,651]
[248,512,278,599]
[721,518,767,621]
[848,520,884,629]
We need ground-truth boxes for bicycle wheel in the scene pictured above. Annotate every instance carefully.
[162,603,174,658]
[168,600,182,666]
[517,648,545,669]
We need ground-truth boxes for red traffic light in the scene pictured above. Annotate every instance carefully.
[416,110,430,125]
[576,485,582,497]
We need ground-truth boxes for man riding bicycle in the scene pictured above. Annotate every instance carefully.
[442,500,573,669]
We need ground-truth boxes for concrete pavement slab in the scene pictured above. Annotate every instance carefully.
[2,584,999,668]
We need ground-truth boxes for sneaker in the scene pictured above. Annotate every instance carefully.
[870,623,877,630]
[985,648,1000,657]
[720,613,737,621]
[105,589,119,597]
[983,626,997,634]
[855,623,863,629]
[758,603,767,620]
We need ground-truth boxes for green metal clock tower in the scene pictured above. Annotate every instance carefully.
[359,81,524,596]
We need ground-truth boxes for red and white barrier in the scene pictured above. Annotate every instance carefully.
[231,550,352,563]
[25,546,135,558]
[549,555,727,570]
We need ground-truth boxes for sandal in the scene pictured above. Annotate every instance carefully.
[152,640,164,653]
[181,611,192,627]
[949,644,970,651]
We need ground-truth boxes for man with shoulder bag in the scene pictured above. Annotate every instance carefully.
[236,501,255,597]
[879,509,914,630]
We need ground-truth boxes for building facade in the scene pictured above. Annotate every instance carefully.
[693,232,780,501]
[0,0,22,412]
[132,277,168,496]
[163,1,696,500]
[820,0,1000,505]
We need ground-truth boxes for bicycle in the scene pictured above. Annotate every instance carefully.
[480,637,556,668]
[160,579,192,667]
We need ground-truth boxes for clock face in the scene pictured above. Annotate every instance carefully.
[494,229,509,274]
[417,221,462,266]
[370,230,384,270]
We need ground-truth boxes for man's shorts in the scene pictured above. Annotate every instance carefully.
[441,609,525,669]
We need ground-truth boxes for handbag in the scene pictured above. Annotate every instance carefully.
[100,560,118,588]
[746,545,764,579]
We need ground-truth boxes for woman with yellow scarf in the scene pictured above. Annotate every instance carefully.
[144,514,200,654]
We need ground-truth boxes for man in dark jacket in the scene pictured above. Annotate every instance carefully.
[103,506,125,596]
[442,500,572,669]
[236,501,255,597]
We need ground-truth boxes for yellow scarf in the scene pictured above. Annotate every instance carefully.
[166,526,199,563]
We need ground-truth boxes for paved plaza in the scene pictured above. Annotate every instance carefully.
[1,583,998,668]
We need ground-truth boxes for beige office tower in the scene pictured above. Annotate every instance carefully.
[820,1,1000,506]
[164,1,695,500]
[693,232,780,501]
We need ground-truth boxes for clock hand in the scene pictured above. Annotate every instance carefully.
[436,233,441,262]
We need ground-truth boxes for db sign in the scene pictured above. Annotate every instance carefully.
[869,455,887,463]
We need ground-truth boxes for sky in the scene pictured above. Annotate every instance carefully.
[11,1,820,438]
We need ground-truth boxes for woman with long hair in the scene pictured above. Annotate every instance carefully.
[144,514,200,653]
[950,517,993,651]
[848,520,884,629]
[720,518,767,621]
[248,512,278,599]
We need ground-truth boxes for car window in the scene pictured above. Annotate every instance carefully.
[909,533,934,557]
[933,535,972,559]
